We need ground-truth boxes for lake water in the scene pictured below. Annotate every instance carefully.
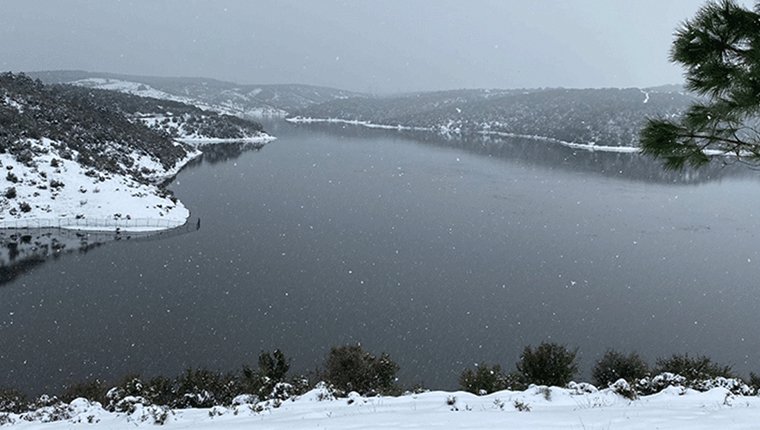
[2,121,760,395]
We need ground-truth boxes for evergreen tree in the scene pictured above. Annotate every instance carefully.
[641,0,760,169]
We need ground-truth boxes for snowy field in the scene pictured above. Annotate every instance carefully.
[3,385,759,429]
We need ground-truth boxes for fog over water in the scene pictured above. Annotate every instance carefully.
[2,0,753,92]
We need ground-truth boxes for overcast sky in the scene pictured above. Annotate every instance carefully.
[0,1,747,93]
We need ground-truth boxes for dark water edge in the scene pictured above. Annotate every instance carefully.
[2,121,760,395]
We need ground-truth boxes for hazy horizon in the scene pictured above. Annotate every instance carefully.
[2,1,754,93]
[21,68,690,95]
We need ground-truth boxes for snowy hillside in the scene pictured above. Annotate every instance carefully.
[0,73,272,231]
[0,138,191,230]
[289,87,696,149]
[52,83,275,144]
[2,385,759,429]
[29,70,364,117]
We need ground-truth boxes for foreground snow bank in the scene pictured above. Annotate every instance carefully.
[0,138,196,232]
[4,385,759,429]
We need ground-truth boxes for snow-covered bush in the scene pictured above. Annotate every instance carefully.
[609,378,637,400]
[630,354,748,396]
[126,404,172,425]
[268,382,297,402]
[20,395,71,423]
[636,372,752,396]
[566,381,598,395]
[231,394,258,406]
[592,350,649,388]
[459,363,509,395]
[311,382,338,402]
[655,354,734,381]
[0,413,14,426]
[690,377,753,396]
[0,389,27,414]
[105,376,150,412]
[636,372,686,395]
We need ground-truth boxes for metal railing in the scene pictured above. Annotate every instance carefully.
[0,217,186,231]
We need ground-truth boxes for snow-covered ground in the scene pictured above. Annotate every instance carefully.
[0,138,197,232]
[4,385,760,429]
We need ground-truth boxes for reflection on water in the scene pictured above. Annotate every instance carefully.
[0,229,106,287]
[285,121,749,185]
[192,141,265,165]
[0,223,200,287]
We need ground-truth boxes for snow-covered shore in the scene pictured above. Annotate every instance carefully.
[0,129,277,232]
[286,116,644,154]
[0,138,198,232]
[286,116,432,132]
[288,117,744,159]
[4,385,759,429]
[177,133,277,145]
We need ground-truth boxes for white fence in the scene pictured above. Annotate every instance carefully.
[0,217,186,231]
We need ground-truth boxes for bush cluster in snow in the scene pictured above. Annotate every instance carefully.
[0,344,759,427]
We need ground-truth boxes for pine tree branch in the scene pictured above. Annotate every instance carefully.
[674,132,749,147]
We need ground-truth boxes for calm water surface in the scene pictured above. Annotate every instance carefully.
[2,121,760,394]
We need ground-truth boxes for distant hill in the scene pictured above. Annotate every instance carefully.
[28,70,364,117]
[644,84,687,94]
[54,85,269,145]
[288,87,696,148]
